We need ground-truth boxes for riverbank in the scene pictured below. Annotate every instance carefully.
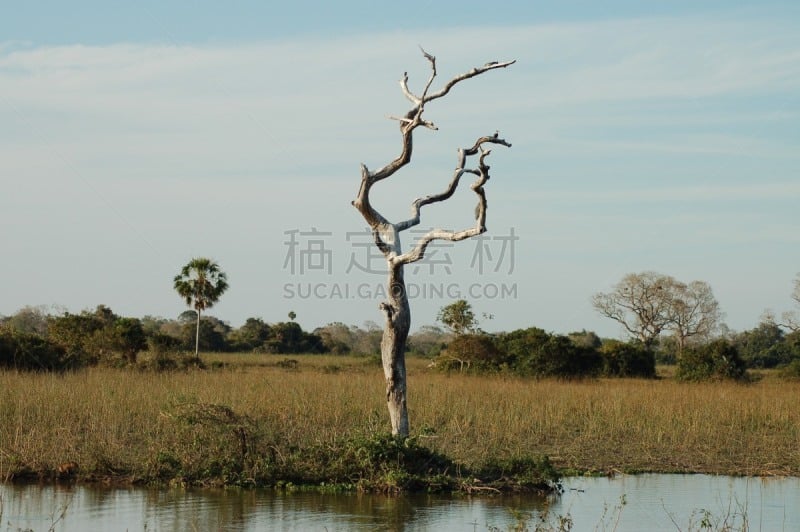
[1,354,798,490]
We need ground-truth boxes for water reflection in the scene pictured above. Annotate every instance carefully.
[1,475,798,531]
[0,485,549,532]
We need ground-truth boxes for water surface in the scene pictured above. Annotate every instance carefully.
[1,474,798,531]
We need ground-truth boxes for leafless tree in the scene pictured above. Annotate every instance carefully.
[593,271,723,354]
[669,280,723,353]
[780,273,800,331]
[592,272,678,348]
[352,50,514,437]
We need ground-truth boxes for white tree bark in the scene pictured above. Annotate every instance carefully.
[352,50,513,437]
[780,274,800,332]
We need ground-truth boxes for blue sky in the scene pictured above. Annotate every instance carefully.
[1,1,799,337]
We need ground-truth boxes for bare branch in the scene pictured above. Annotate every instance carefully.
[424,59,516,104]
[351,164,390,229]
[395,134,511,233]
[360,51,514,189]
[387,114,438,130]
[418,47,438,101]
[393,136,510,265]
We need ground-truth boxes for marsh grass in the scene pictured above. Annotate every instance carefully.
[1,353,798,488]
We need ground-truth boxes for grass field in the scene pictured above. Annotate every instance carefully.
[1,353,798,488]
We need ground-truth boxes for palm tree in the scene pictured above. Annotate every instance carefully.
[173,258,229,358]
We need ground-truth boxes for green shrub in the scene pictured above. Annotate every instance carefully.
[599,340,656,378]
[435,333,505,373]
[477,455,561,493]
[676,340,748,382]
[0,330,70,371]
[779,359,800,380]
[148,332,184,355]
[47,312,104,366]
[497,328,601,378]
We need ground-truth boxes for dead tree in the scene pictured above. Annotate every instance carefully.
[352,50,514,437]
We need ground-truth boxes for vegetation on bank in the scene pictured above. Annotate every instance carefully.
[0,356,560,493]
[1,355,798,492]
[2,289,799,492]
[3,301,799,381]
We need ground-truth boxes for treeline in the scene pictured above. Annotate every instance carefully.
[0,305,329,371]
[0,305,439,371]
[433,323,800,381]
[2,304,800,381]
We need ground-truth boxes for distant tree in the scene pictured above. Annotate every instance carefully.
[265,321,325,354]
[140,315,168,337]
[437,300,478,336]
[315,322,354,355]
[734,321,794,368]
[407,325,448,358]
[228,318,272,352]
[351,322,383,356]
[179,315,231,352]
[592,272,678,348]
[47,312,105,366]
[92,304,118,326]
[781,273,800,332]
[109,317,148,364]
[593,272,723,354]
[567,330,602,349]
[48,309,147,366]
[147,332,183,357]
[436,334,503,373]
[173,258,229,358]
[669,280,722,354]
[4,305,51,336]
[157,316,185,342]
[177,310,198,324]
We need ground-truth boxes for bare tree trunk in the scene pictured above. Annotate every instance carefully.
[353,50,513,438]
[380,263,411,436]
[195,309,201,358]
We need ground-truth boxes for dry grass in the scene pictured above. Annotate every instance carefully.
[1,353,798,484]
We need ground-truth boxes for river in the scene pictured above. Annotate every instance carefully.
[1,474,798,531]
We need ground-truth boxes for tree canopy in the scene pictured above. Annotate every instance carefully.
[592,271,721,352]
[173,258,229,357]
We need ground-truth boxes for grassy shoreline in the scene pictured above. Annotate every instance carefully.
[1,354,798,491]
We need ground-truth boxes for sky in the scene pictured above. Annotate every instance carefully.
[1,1,799,338]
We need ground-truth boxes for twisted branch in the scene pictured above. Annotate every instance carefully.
[352,50,514,262]
[393,134,511,266]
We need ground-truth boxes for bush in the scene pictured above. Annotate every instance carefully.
[435,334,505,373]
[47,312,104,366]
[779,359,800,380]
[148,332,184,354]
[0,330,70,371]
[477,455,561,492]
[676,340,748,382]
[138,351,202,372]
[497,328,601,378]
[734,322,794,368]
[599,341,656,378]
